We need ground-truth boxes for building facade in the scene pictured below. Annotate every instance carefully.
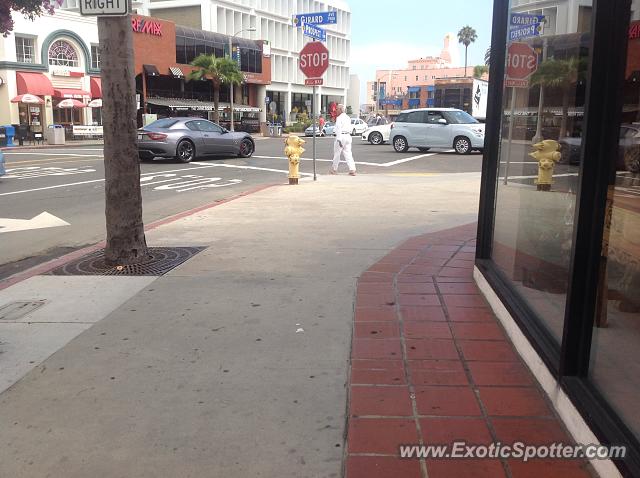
[477,0,640,476]
[124,0,351,121]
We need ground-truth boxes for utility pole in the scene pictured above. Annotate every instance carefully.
[532,37,549,144]
[97,0,148,265]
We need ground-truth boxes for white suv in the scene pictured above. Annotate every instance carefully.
[390,108,485,154]
[349,118,368,136]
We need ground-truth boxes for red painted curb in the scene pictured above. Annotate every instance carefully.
[0,183,280,291]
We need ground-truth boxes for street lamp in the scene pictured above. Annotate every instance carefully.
[229,27,256,131]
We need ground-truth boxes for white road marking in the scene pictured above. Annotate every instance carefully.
[502,173,579,180]
[4,166,97,179]
[251,155,382,167]
[4,152,103,157]
[252,153,442,167]
[191,161,313,176]
[0,212,70,234]
[0,164,219,196]
[380,153,437,167]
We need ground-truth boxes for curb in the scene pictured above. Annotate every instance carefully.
[0,183,279,292]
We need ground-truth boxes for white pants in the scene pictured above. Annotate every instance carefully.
[332,134,356,172]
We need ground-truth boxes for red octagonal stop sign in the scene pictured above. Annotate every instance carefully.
[299,42,329,79]
[507,42,538,80]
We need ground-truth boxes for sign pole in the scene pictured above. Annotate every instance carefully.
[504,87,517,185]
[312,85,317,181]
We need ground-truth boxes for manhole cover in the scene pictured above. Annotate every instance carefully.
[47,247,206,277]
[0,300,46,320]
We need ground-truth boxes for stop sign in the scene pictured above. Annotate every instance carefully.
[506,42,537,80]
[299,42,329,79]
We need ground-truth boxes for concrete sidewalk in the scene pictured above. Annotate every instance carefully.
[0,172,480,478]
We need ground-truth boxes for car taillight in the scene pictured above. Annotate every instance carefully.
[146,132,168,141]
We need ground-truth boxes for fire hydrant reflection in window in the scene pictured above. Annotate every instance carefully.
[530,139,562,191]
[285,135,305,185]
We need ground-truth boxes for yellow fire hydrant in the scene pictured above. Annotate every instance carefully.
[530,139,562,191]
[284,135,305,185]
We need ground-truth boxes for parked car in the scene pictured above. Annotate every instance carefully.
[0,150,5,177]
[361,124,392,145]
[390,108,485,154]
[304,121,335,137]
[137,118,255,163]
[559,124,640,172]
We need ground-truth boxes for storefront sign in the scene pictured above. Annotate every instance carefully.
[52,69,71,77]
[630,22,640,40]
[132,18,163,36]
[72,125,103,136]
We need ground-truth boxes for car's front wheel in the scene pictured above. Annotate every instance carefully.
[454,136,472,155]
[176,140,195,163]
[393,136,409,153]
[369,131,383,145]
[238,138,255,158]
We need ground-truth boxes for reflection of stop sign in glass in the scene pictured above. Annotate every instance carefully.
[299,42,330,79]
[507,42,538,79]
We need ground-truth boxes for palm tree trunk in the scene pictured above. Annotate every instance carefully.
[97,11,147,266]
[464,45,468,77]
[213,84,220,123]
[560,86,570,139]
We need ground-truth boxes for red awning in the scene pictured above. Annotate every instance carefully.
[54,88,91,99]
[90,77,102,98]
[16,71,54,96]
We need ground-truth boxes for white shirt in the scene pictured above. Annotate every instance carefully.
[335,112,351,135]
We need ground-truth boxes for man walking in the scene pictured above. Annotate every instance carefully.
[330,104,357,176]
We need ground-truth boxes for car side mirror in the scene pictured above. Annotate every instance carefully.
[221,128,229,134]
[438,119,448,125]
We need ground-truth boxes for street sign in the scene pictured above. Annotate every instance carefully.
[510,13,545,28]
[305,78,323,86]
[305,99,312,107]
[302,22,327,42]
[265,96,270,104]
[293,11,337,27]
[79,0,128,16]
[299,42,330,79]
[509,23,543,41]
[506,42,537,87]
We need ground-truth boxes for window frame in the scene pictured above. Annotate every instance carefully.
[15,35,36,64]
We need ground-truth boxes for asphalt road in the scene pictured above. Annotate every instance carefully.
[0,135,489,278]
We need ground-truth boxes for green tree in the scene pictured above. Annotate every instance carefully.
[218,58,244,131]
[457,26,478,77]
[187,54,228,123]
[0,0,62,35]
[473,65,488,78]
[346,105,353,115]
[530,57,587,139]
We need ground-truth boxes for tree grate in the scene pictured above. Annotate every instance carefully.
[47,247,206,277]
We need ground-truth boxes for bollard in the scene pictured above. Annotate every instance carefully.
[530,139,562,191]
[284,135,305,185]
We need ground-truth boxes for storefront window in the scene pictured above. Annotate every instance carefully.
[491,2,592,342]
[589,1,640,441]
[15,36,35,63]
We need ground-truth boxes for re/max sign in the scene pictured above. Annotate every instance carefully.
[630,22,640,40]
[132,18,163,36]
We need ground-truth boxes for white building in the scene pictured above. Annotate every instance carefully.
[0,9,101,139]
[61,0,351,120]
[347,73,359,115]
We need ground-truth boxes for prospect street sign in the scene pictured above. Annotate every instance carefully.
[299,42,329,79]
[302,22,327,42]
[79,0,128,16]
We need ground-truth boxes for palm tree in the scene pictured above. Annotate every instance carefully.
[530,57,587,139]
[457,26,478,77]
[187,54,226,123]
[217,57,245,131]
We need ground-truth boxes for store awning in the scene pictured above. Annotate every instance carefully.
[169,66,184,78]
[146,97,261,112]
[54,88,90,99]
[16,71,54,96]
[90,77,102,98]
[143,64,160,77]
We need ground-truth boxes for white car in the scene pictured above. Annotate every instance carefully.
[349,118,368,136]
[361,124,391,145]
[390,108,485,154]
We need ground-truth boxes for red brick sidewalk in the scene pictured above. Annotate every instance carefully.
[345,223,594,478]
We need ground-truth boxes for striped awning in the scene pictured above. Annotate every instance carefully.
[169,66,184,78]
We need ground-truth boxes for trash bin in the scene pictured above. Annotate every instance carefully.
[46,124,65,145]
[3,125,15,147]
[0,126,7,147]
[14,124,29,146]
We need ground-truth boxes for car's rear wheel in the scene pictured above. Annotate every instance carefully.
[454,136,472,155]
[238,138,254,158]
[418,147,431,152]
[393,136,409,153]
[176,140,195,163]
[369,132,383,145]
